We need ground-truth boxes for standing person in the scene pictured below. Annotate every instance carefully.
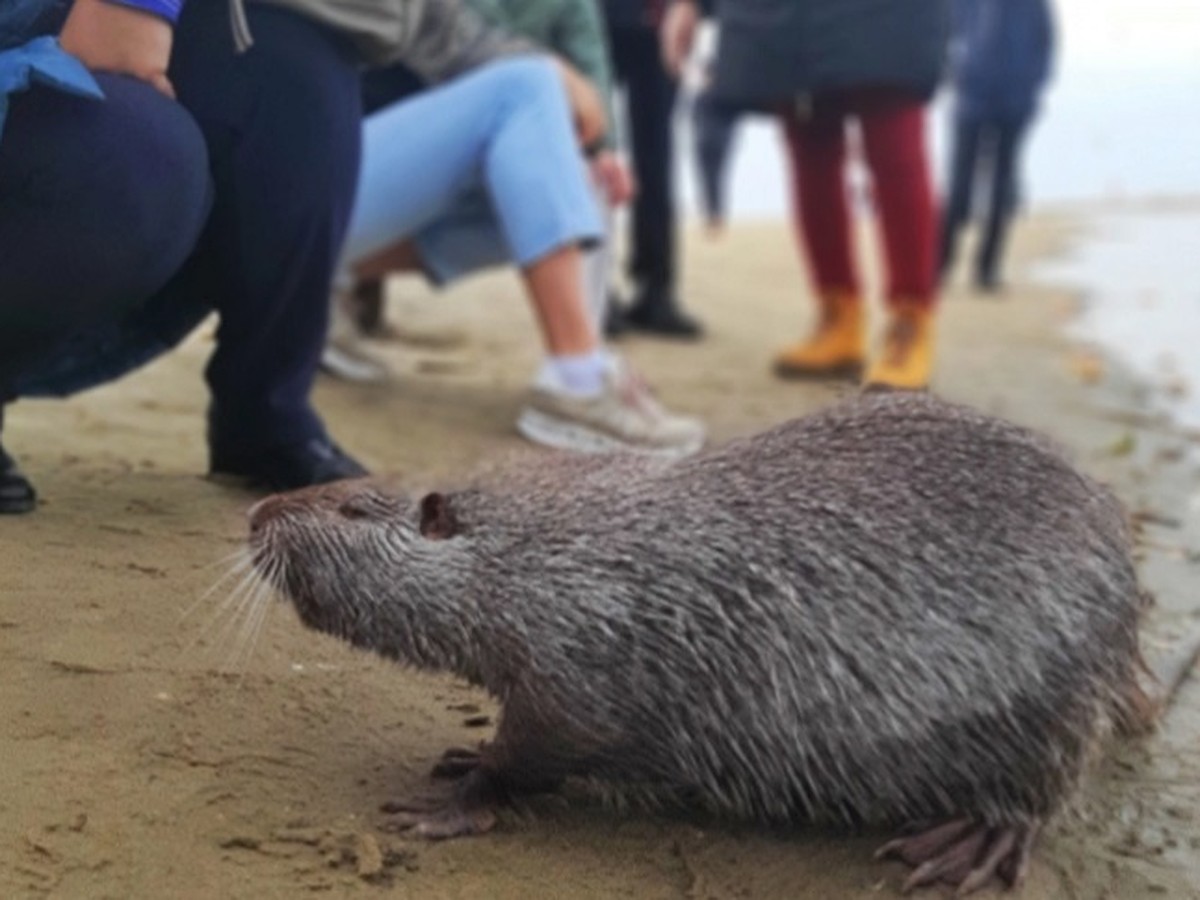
[663,0,949,391]
[604,0,702,339]
[939,0,1056,293]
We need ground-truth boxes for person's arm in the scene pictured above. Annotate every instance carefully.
[660,0,704,78]
[59,0,181,97]
[403,0,607,148]
[554,0,620,150]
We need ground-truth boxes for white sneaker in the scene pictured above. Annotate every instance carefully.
[320,290,390,383]
[319,341,390,383]
[516,356,706,457]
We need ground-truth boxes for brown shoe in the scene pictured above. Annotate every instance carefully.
[863,302,936,391]
[773,291,866,381]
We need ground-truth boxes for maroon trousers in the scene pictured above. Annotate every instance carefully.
[781,88,937,308]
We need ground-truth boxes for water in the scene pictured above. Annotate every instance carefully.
[1033,209,1200,430]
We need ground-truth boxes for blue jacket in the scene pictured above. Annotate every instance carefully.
[0,0,103,141]
[951,0,1055,121]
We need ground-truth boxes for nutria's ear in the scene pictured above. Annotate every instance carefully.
[419,492,458,540]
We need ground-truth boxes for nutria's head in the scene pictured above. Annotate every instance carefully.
[247,478,474,666]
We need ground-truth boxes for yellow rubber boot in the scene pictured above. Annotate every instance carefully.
[773,292,866,380]
[863,302,936,391]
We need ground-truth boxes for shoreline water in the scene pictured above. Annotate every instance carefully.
[1031,203,1200,432]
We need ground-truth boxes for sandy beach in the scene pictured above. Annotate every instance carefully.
[2,212,1198,899]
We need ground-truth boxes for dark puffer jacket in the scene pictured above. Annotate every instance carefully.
[705,0,950,108]
[952,0,1055,121]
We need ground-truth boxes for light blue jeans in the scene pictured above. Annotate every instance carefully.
[340,57,603,291]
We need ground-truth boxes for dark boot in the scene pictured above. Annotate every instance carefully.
[603,288,630,339]
[208,406,368,493]
[625,286,704,340]
[350,277,388,337]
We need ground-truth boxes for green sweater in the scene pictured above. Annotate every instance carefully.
[466,0,620,149]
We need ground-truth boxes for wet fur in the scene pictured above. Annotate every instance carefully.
[250,393,1145,831]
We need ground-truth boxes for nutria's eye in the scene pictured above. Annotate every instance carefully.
[338,498,373,520]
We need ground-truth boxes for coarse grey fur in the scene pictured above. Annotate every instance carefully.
[249,392,1145,832]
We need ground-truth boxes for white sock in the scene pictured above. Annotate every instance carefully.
[535,348,610,396]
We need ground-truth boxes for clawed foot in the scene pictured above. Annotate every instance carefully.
[380,782,497,840]
[875,818,1040,896]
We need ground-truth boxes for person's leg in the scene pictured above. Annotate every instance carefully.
[855,90,939,390]
[352,194,703,455]
[0,76,210,389]
[782,102,858,298]
[610,25,700,338]
[581,191,617,336]
[343,60,605,363]
[0,75,212,513]
[168,2,367,488]
[939,111,983,283]
[975,115,1030,292]
[343,60,600,280]
[345,59,702,454]
[773,98,865,380]
[405,180,613,341]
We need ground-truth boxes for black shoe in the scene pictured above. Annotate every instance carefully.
[0,445,36,514]
[210,436,369,492]
[625,294,705,340]
[351,277,388,336]
[974,273,1006,296]
[603,290,630,339]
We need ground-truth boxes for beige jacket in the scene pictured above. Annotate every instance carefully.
[228,0,533,77]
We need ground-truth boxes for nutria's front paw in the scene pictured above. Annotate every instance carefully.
[430,745,486,780]
[875,818,1040,896]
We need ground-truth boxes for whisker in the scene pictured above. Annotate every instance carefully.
[219,572,270,668]
[238,578,277,678]
[195,547,250,574]
[183,563,263,660]
[180,551,254,622]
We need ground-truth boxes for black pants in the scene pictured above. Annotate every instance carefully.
[939,111,1031,287]
[608,24,677,296]
[0,4,363,453]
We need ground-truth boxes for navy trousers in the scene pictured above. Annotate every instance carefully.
[0,4,363,453]
[939,111,1030,287]
[0,74,211,390]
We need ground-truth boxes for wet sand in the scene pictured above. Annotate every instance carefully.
[2,213,1199,899]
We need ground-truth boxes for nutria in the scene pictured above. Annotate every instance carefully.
[246,392,1147,895]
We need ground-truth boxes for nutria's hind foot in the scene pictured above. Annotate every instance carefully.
[875,818,1040,896]
[380,772,498,840]
[430,745,485,780]
[383,801,497,840]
